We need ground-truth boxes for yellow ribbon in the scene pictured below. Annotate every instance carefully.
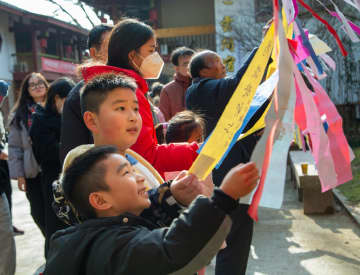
[189,24,275,180]
[238,12,294,142]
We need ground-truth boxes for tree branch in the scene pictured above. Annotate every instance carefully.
[47,0,82,27]
[77,1,95,28]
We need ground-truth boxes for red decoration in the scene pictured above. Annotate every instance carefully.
[40,38,47,48]
[66,45,72,56]
[149,9,158,21]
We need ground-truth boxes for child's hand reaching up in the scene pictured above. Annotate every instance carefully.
[170,171,214,206]
[170,171,202,206]
[220,162,259,200]
[170,162,258,206]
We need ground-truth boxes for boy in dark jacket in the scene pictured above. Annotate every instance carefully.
[44,145,259,275]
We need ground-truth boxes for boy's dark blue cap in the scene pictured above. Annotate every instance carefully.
[0,80,9,97]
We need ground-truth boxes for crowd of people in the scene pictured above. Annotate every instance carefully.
[0,18,270,275]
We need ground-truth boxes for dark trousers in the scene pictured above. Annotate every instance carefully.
[26,174,46,237]
[215,204,253,275]
[41,172,67,256]
[212,136,259,275]
[0,160,12,213]
[26,172,67,257]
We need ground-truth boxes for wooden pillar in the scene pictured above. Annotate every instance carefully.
[31,28,39,72]
[111,0,119,23]
[155,0,162,28]
[58,29,64,60]
[77,36,82,63]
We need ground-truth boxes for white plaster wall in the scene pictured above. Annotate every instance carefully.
[0,11,16,82]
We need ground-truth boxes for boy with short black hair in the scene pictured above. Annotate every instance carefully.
[45,145,259,275]
[54,73,209,226]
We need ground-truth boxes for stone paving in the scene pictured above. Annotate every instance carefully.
[11,180,44,275]
[11,179,360,275]
[245,182,360,275]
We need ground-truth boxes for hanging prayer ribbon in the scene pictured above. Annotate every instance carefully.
[237,71,279,142]
[303,67,353,189]
[347,21,360,36]
[274,0,280,36]
[330,1,360,42]
[308,34,332,56]
[292,0,299,19]
[216,71,278,168]
[188,24,275,180]
[319,54,336,71]
[273,0,280,114]
[293,66,339,192]
[342,0,360,11]
[247,18,295,220]
[295,18,324,75]
[330,11,360,41]
[314,0,360,39]
[296,0,348,56]
[282,0,296,23]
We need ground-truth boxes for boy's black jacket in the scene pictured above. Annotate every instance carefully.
[44,190,237,275]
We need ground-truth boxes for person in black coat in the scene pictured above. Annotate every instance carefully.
[186,49,270,275]
[60,24,113,163]
[30,77,75,257]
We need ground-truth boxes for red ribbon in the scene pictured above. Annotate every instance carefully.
[248,119,280,221]
[296,0,348,56]
[273,0,279,43]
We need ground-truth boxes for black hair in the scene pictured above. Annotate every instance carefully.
[170,47,195,66]
[87,24,113,50]
[150,82,164,98]
[12,72,49,129]
[155,123,166,144]
[189,51,212,79]
[165,111,204,143]
[45,77,75,113]
[80,73,137,114]
[107,18,154,70]
[62,145,117,219]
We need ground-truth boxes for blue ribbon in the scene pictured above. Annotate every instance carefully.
[295,18,323,75]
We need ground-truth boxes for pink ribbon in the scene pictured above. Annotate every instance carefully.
[320,54,336,71]
[330,12,360,36]
[292,0,299,19]
[303,67,353,188]
[294,65,339,192]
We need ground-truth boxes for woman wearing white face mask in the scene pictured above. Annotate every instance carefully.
[81,19,199,177]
